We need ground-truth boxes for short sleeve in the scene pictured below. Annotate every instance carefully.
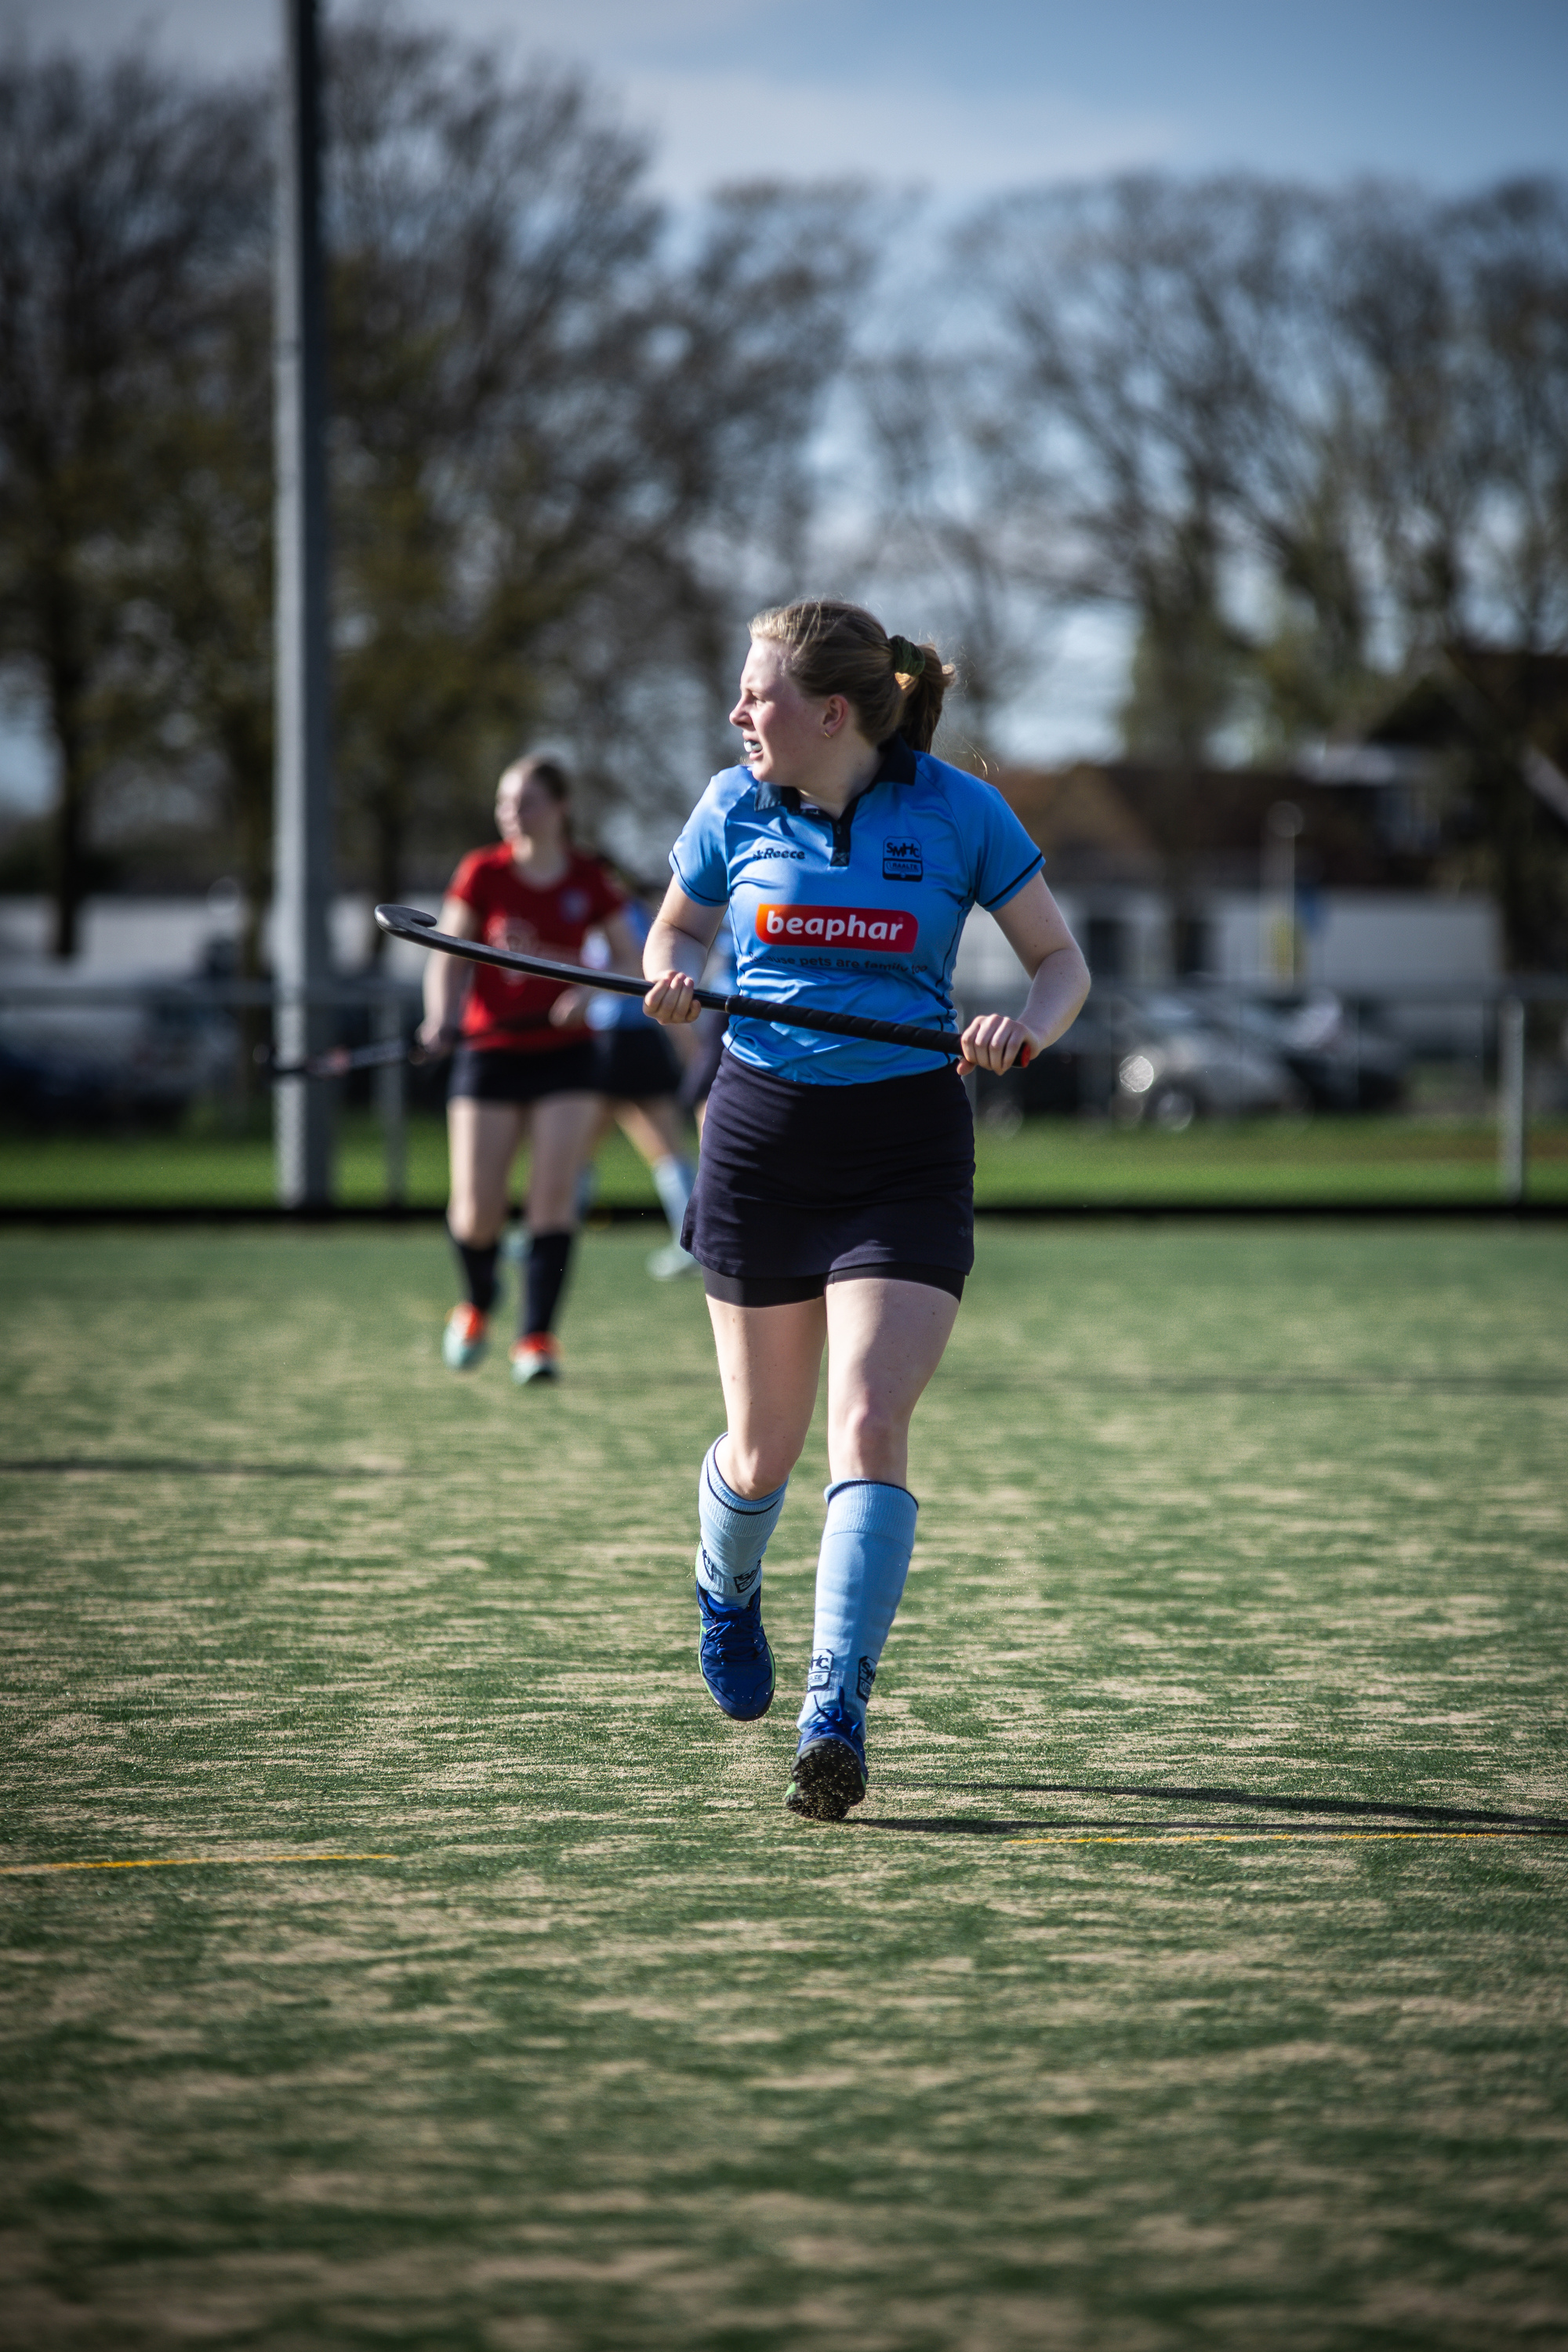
[668,779,731,907]
[447,848,490,909]
[970,782,1044,913]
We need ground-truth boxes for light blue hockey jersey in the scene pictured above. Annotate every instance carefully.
[668,735,1043,1085]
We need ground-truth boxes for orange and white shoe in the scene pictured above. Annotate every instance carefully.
[510,1332,561,1385]
[441,1301,489,1371]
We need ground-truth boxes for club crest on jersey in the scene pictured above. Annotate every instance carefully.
[883,837,923,880]
[755,903,918,953]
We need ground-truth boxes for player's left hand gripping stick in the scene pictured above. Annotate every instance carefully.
[800,1480,920,1734]
[696,1439,789,1605]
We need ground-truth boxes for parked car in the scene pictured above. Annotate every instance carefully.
[1108,993,1307,1129]
[0,969,236,1125]
[1211,991,1408,1112]
[971,989,1306,1129]
[975,995,1128,1126]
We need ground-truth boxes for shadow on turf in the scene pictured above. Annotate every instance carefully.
[860,1780,1568,1837]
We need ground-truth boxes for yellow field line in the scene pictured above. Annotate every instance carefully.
[1005,1829,1553,1846]
[0,1853,394,1876]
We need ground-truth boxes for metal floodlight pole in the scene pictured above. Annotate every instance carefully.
[1262,800,1303,985]
[273,0,335,1207]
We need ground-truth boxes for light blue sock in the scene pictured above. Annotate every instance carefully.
[799,1479,919,1734]
[696,1439,788,1606]
[652,1154,694,1241]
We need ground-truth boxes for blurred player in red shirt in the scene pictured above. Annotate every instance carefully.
[419,754,644,1383]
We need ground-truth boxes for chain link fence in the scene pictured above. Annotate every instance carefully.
[1,972,1565,1210]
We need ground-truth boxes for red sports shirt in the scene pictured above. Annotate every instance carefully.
[447,844,626,1051]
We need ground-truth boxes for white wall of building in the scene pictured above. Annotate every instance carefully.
[0,893,440,985]
[955,889,1171,1009]
[955,886,1504,1049]
[1207,889,1501,992]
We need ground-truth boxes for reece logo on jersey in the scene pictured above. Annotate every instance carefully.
[755,904,918,953]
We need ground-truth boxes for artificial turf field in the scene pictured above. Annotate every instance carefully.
[2,1221,1566,2351]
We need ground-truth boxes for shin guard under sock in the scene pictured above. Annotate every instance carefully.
[799,1479,919,1734]
[452,1234,499,1316]
[695,1439,787,1605]
[523,1229,574,1338]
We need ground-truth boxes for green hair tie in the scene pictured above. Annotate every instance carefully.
[888,635,925,680]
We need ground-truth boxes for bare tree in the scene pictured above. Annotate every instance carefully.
[0,47,266,955]
[1327,184,1490,670]
[853,333,1048,768]
[320,20,876,918]
[0,19,887,950]
[979,179,1267,757]
[1445,176,1568,652]
[321,17,663,934]
[557,176,877,836]
[1324,178,1568,966]
[970,175,1305,953]
[136,260,275,985]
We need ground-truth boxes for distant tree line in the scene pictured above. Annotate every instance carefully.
[0,17,872,962]
[866,174,1568,965]
[1,17,1565,966]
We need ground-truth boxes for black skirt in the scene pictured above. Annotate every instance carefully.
[448,1039,601,1105]
[684,1051,974,1283]
[592,1026,682,1102]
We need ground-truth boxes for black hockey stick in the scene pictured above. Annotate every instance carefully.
[257,1036,430,1082]
[372,904,1033,1065]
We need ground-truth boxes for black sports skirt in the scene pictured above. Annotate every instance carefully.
[684,1051,974,1301]
[448,1039,601,1105]
[592,1026,682,1101]
[679,1009,728,1111]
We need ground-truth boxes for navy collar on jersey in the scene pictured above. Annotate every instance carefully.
[750,734,916,869]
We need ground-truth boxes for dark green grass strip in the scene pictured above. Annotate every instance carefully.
[5,1107,1568,1210]
[5,1198,1568,1222]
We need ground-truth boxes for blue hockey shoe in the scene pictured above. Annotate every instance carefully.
[695,1582,775,1721]
[785,1707,868,1821]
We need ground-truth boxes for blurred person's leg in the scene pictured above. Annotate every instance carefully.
[517,1091,602,1360]
[444,1096,524,1367]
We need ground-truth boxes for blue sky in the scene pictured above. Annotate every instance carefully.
[6,0,1566,198]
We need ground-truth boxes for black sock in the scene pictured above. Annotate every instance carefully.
[452,1233,499,1315]
[524,1229,574,1338]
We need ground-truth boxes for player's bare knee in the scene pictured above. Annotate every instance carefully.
[720,1432,799,1497]
[830,1395,906,1476]
[528,1192,576,1232]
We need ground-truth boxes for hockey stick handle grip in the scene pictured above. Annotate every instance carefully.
[372,905,1031,1068]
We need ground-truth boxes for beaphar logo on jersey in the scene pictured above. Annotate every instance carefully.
[755,903,918,953]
